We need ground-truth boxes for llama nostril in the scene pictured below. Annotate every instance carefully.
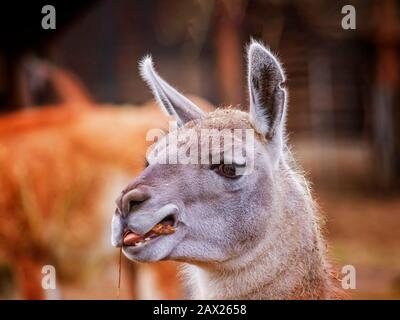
[128,200,144,212]
[121,188,150,215]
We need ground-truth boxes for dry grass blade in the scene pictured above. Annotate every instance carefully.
[117,246,122,299]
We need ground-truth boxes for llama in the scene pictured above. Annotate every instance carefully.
[111,41,341,299]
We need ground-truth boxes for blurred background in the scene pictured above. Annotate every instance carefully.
[0,0,399,299]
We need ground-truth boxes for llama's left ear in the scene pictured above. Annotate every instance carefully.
[139,56,205,126]
[247,41,287,156]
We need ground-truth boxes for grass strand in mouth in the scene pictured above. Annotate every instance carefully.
[117,246,122,299]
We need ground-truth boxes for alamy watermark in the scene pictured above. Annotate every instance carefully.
[41,265,56,290]
[341,5,356,30]
[341,264,356,290]
[145,121,255,175]
[41,5,56,30]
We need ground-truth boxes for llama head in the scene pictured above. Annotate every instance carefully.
[111,41,288,264]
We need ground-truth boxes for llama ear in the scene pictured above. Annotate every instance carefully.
[139,55,205,126]
[247,41,287,143]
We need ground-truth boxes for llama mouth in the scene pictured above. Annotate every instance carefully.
[123,215,176,248]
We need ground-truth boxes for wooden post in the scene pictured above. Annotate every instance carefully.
[214,0,246,108]
[372,0,400,187]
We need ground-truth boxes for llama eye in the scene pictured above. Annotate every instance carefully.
[217,164,237,178]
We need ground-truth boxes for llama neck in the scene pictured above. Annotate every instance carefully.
[183,236,332,300]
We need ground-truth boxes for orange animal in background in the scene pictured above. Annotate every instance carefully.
[0,59,213,299]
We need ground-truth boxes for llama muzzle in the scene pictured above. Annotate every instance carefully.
[121,203,178,247]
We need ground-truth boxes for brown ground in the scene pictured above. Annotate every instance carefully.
[319,192,400,300]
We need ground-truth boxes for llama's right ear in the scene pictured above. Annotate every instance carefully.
[247,41,287,145]
[139,56,205,126]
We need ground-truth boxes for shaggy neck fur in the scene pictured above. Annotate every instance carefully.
[182,152,337,300]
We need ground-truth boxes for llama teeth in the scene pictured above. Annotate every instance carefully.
[145,237,151,241]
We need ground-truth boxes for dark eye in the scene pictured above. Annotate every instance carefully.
[217,164,237,179]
